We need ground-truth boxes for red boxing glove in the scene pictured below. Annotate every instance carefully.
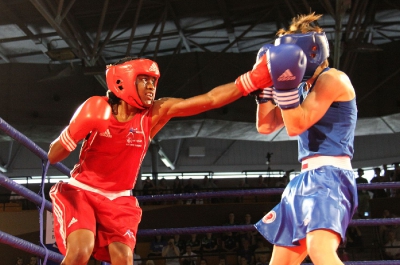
[59,96,112,152]
[235,54,273,96]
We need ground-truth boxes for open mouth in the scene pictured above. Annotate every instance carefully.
[145,92,153,100]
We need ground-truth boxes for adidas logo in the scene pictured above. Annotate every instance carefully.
[148,62,159,75]
[67,217,78,228]
[123,229,135,239]
[277,69,296,81]
[100,129,112,138]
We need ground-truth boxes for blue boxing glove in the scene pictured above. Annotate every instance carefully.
[257,43,274,61]
[250,87,274,104]
[268,44,307,109]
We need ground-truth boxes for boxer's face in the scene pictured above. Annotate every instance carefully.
[136,74,157,107]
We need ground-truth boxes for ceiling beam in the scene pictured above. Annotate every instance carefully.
[0,1,48,56]
[153,6,168,60]
[167,0,191,52]
[0,32,58,44]
[30,0,108,88]
[217,0,239,53]
[126,0,144,57]
[0,49,10,63]
[96,0,133,58]
[55,0,76,25]
[92,0,109,59]
[138,12,163,57]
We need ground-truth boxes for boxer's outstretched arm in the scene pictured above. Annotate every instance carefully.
[149,82,242,138]
[157,82,242,118]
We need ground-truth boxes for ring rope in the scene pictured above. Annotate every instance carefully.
[0,230,63,263]
[2,118,400,265]
[0,117,70,176]
[0,173,52,212]
[137,218,400,237]
[136,182,400,203]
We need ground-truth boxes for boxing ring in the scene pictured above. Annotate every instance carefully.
[1,116,400,265]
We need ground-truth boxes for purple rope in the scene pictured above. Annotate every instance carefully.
[38,160,50,265]
[136,182,400,202]
[0,230,63,263]
[0,173,52,212]
[137,218,400,237]
[0,117,70,176]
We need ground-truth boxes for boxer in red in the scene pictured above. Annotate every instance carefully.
[48,46,304,264]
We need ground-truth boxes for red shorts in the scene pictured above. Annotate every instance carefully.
[49,182,142,262]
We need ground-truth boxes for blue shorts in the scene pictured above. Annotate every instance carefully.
[255,166,358,246]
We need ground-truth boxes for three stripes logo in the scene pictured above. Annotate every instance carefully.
[148,62,159,75]
[277,69,296,81]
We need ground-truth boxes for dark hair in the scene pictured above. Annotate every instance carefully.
[112,56,138,66]
[106,90,121,105]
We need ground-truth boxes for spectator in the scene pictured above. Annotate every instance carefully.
[201,233,218,253]
[218,256,226,265]
[172,177,183,193]
[236,179,250,202]
[146,260,155,265]
[221,231,239,253]
[239,257,249,265]
[355,168,370,218]
[255,175,267,188]
[186,234,201,252]
[379,209,396,243]
[393,163,400,182]
[27,257,37,265]
[199,259,207,265]
[346,225,364,253]
[162,237,181,265]
[172,176,184,204]
[224,212,238,226]
[134,249,142,265]
[157,178,170,195]
[237,178,250,189]
[142,176,156,196]
[148,235,166,257]
[370,167,388,198]
[238,231,256,249]
[174,234,186,254]
[391,163,400,197]
[275,170,292,188]
[236,239,254,265]
[253,238,271,263]
[15,257,24,265]
[255,254,269,265]
[181,245,198,265]
[240,213,258,238]
[200,176,219,203]
[183,178,200,204]
[384,230,400,260]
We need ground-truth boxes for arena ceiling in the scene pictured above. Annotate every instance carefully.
[0,0,400,175]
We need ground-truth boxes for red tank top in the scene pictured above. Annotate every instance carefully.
[70,108,152,191]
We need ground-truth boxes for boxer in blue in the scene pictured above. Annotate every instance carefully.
[252,13,358,265]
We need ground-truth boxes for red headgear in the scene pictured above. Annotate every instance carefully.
[106,58,160,109]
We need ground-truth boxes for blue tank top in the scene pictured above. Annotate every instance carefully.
[298,68,357,162]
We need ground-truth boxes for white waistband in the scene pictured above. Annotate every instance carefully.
[69,178,132,201]
[301,156,352,172]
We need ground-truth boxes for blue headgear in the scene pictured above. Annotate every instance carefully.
[274,32,329,81]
